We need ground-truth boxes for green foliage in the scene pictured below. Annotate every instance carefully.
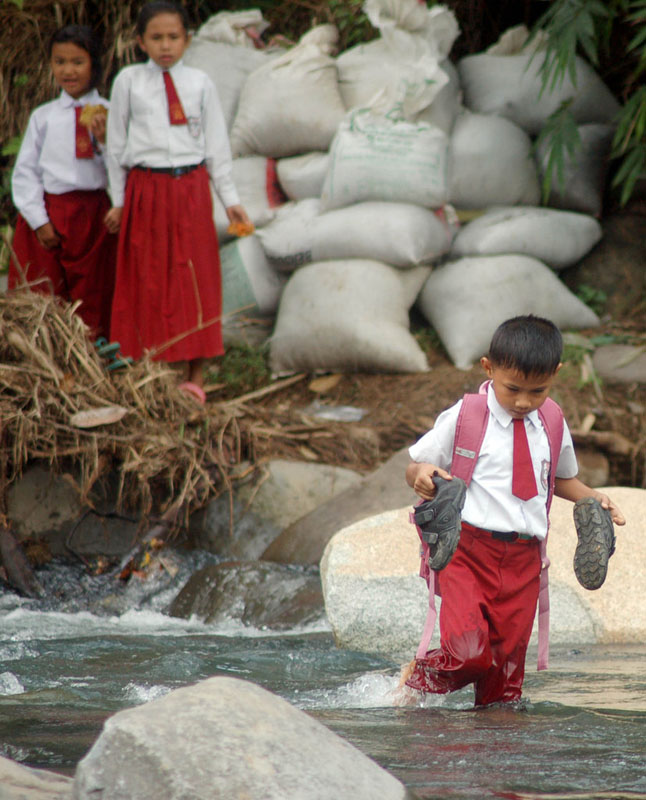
[1,135,22,157]
[611,86,646,205]
[208,342,271,397]
[531,0,646,206]
[534,100,581,202]
[576,283,608,315]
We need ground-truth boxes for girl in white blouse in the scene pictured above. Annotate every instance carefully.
[104,1,251,404]
[10,25,117,338]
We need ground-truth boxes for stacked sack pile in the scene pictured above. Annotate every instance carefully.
[184,0,620,372]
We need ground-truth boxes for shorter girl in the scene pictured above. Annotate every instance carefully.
[10,25,117,338]
[105,1,251,403]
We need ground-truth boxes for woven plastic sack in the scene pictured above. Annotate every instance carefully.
[448,110,540,209]
[276,152,329,201]
[257,198,456,270]
[536,124,614,217]
[212,156,286,243]
[458,29,620,136]
[220,235,284,320]
[183,40,278,131]
[229,25,346,158]
[416,254,600,369]
[450,206,602,270]
[321,109,449,211]
[270,260,430,374]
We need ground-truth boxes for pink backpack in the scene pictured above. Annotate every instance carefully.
[412,381,564,670]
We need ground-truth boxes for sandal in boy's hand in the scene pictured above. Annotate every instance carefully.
[414,474,467,571]
[572,496,616,590]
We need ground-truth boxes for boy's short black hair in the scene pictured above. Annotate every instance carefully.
[487,315,563,376]
[136,1,190,36]
[50,25,102,89]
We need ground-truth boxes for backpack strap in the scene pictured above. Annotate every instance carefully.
[535,396,565,671]
[412,388,490,660]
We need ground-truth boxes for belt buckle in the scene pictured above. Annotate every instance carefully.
[491,530,518,542]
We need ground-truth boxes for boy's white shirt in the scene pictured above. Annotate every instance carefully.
[11,88,109,231]
[105,59,239,208]
[408,383,578,538]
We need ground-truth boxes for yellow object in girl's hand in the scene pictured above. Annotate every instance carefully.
[227,220,255,238]
[79,103,107,128]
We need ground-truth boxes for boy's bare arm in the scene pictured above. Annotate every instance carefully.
[554,477,626,525]
[406,461,452,500]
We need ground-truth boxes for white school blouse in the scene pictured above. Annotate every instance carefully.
[11,89,109,231]
[408,384,579,538]
[106,59,239,209]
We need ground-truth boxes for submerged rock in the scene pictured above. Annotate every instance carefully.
[74,676,411,800]
[169,560,324,629]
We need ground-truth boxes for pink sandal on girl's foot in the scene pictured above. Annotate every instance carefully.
[178,381,206,405]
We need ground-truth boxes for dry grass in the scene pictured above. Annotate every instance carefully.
[0,287,248,530]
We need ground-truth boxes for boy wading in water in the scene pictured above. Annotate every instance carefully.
[405,315,625,707]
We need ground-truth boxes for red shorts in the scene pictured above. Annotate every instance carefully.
[9,190,117,337]
[110,165,223,363]
[406,522,542,706]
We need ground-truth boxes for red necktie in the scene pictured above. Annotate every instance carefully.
[512,418,538,500]
[75,106,93,159]
[163,71,187,125]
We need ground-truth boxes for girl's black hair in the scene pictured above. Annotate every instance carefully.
[488,315,563,377]
[50,25,102,90]
[136,1,190,36]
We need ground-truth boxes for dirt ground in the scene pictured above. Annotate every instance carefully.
[237,331,644,489]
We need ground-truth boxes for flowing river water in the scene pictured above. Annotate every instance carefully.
[1,553,646,799]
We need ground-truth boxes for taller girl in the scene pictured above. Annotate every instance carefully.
[104,1,250,401]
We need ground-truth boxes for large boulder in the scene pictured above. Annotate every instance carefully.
[74,677,410,800]
[0,755,72,800]
[262,447,417,565]
[320,487,644,660]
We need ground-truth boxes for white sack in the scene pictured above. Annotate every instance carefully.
[363,0,459,59]
[416,254,600,369]
[276,152,329,201]
[257,199,456,270]
[337,41,461,134]
[450,206,603,270]
[458,49,620,136]
[183,40,278,131]
[536,124,614,217]
[270,260,430,374]
[448,110,540,209]
[212,156,285,242]
[321,110,449,211]
[220,235,284,322]
[229,25,346,158]
[194,9,270,47]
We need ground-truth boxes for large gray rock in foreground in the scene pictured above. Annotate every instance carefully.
[262,447,416,565]
[321,487,644,660]
[0,754,72,800]
[74,677,410,800]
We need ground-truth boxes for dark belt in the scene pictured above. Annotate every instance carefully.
[133,161,204,177]
[462,521,534,542]
[490,530,534,542]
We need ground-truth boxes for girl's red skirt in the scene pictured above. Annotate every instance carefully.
[10,189,117,338]
[110,165,224,363]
